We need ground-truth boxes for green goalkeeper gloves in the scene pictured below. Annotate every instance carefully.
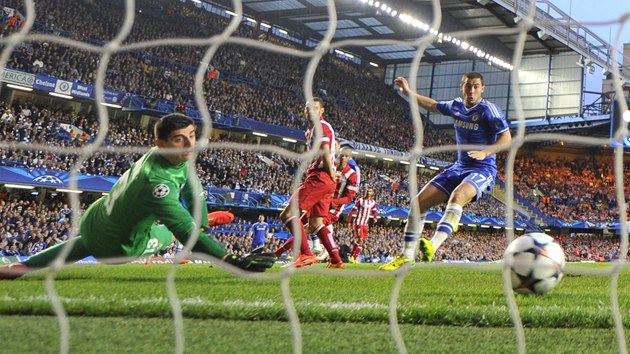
[224,250,277,272]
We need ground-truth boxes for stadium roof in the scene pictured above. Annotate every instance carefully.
[210,0,624,74]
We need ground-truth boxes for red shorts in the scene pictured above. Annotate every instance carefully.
[288,171,335,218]
[353,225,369,241]
[300,211,335,227]
[325,213,340,226]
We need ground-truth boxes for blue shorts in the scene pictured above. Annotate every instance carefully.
[429,163,496,201]
[252,237,265,249]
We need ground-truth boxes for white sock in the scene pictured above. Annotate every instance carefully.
[403,213,426,260]
[431,203,463,249]
[431,231,448,251]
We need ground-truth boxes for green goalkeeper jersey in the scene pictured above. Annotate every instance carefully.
[80,147,227,259]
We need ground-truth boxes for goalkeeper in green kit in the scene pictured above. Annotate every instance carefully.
[0,113,276,279]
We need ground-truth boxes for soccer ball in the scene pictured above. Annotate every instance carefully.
[503,233,565,295]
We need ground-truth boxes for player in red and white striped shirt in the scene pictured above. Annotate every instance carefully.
[275,98,338,268]
[328,148,359,224]
[346,187,378,263]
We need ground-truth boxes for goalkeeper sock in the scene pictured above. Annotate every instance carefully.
[403,212,426,260]
[314,224,341,264]
[431,203,463,249]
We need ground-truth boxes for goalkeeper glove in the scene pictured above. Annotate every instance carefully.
[224,251,277,272]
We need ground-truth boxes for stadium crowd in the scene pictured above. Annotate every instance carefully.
[0,193,78,258]
[498,156,630,223]
[0,0,462,155]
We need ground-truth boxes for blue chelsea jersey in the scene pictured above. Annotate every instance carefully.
[436,97,509,168]
[252,222,269,237]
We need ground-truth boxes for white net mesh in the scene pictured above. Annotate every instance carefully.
[1,0,629,353]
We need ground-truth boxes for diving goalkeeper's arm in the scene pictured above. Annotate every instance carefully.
[150,184,275,272]
[200,227,276,272]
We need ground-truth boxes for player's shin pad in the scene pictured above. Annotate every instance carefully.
[225,252,277,272]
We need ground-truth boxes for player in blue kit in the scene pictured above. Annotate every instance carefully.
[380,72,512,270]
[249,215,270,251]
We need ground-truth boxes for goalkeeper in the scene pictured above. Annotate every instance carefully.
[0,114,276,279]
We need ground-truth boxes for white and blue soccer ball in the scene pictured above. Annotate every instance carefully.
[503,232,565,295]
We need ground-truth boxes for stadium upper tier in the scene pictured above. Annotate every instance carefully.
[3,0,610,152]
[1,0,460,154]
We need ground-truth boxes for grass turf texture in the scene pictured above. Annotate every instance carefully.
[0,262,628,353]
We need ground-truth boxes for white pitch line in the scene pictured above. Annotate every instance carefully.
[0,295,390,311]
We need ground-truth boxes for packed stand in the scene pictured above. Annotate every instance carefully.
[0,192,79,258]
[498,156,630,223]
[0,100,149,175]
[557,233,622,262]
[0,1,626,263]
[1,0,459,156]
[331,224,510,263]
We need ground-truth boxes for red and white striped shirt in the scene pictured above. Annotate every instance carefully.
[349,197,378,227]
[329,164,359,219]
[304,118,336,174]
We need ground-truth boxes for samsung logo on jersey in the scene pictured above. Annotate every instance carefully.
[454,119,479,130]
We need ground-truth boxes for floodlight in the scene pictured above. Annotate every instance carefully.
[536,30,549,40]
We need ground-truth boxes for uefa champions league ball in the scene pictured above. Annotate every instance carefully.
[503,233,565,295]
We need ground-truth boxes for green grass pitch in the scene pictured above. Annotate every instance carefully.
[0,262,628,353]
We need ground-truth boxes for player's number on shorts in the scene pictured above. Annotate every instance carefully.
[144,237,160,255]
[468,173,493,189]
[469,173,487,184]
